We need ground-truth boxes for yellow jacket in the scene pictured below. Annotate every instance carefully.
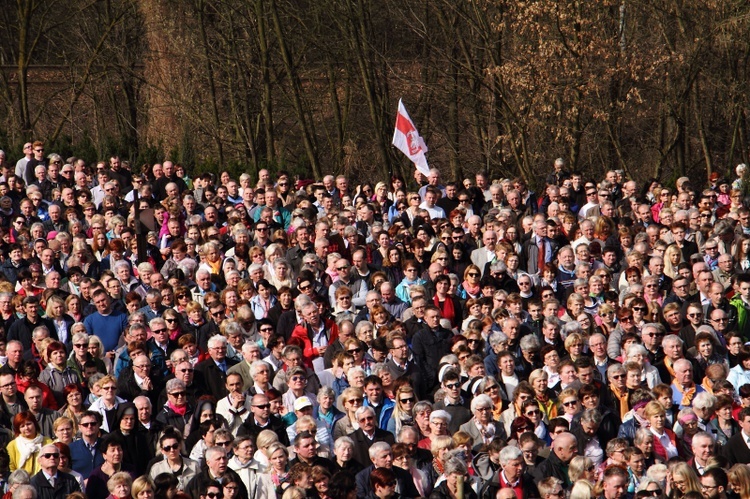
[7,436,54,474]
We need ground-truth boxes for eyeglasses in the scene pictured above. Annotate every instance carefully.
[525,410,541,416]
[348,398,364,404]
[405,268,417,272]
[688,313,702,318]
[400,397,415,404]
[299,283,312,291]
[611,374,625,380]
[215,440,232,447]
[101,386,116,391]
[74,343,87,349]
[41,453,59,459]
[642,490,660,496]
[255,227,268,232]
[348,348,362,354]
[445,382,460,390]
[165,318,177,323]
[620,316,633,322]
[647,333,665,338]
[211,310,226,317]
[206,493,224,499]
[468,272,480,277]
[178,368,194,373]
[562,400,577,407]
[169,391,186,398]
[633,306,647,311]
[253,403,271,409]
[260,327,274,332]
[0,382,16,389]
[176,294,187,299]
[80,421,98,428]
[162,444,179,452]
[290,376,307,382]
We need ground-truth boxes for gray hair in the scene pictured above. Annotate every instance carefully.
[498,446,523,466]
[627,344,649,359]
[693,392,717,410]
[561,321,581,336]
[207,334,228,349]
[580,408,603,426]
[634,428,652,445]
[7,470,30,486]
[12,485,36,499]
[165,378,186,394]
[470,394,494,412]
[662,334,683,347]
[520,335,540,351]
[250,360,271,377]
[443,454,468,476]
[368,441,392,459]
[333,436,354,452]
[607,363,626,379]
[355,406,376,421]
[488,331,509,348]
[429,409,452,424]
[317,386,335,402]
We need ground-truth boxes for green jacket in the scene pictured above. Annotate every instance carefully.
[730,295,750,341]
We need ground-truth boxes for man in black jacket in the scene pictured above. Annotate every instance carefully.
[185,446,248,499]
[411,305,453,395]
[194,335,238,400]
[721,407,750,466]
[348,406,395,467]
[355,441,420,499]
[30,444,82,499]
[530,432,578,488]
[237,394,290,446]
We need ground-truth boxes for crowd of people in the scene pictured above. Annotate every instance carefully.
[1,143,750,499]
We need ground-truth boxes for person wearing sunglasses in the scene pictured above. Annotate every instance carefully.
[29,443,82,498]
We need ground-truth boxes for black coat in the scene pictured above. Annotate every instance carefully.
[117,366,165,408]
[721,431,750,466]
[355,465,420,499]
[185,467,248,499]
[237,415,290,446]
[348,428,396,467]
[411,326,454,394]
[194,357,239,400]
[430,481,477,499]
[530,451,571,488]
[30,470,81,499]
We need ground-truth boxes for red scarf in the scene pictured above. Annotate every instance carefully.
[462,281,480,297]
[167,401,187,416]
[434,295,455,326]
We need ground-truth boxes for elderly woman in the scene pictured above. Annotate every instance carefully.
[7,411,52,474]
[529,369,558,421]
[106,471,133,499]
[607,363,630,419]
[627,344,662,389]
[418,410,451,451]
[571,408,605,466]
[154,379,194,437]
[458,394,506,451]
[282,366,319,415]
[332,436,361,474]
[429,454,477,499]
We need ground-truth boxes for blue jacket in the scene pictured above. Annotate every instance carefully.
[365,396,395,431]
[69,438,104,479]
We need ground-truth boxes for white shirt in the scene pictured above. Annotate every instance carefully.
[501,373,519,400]
[419,202,446,220]
[310,324,329,374]
[651,428,678,459]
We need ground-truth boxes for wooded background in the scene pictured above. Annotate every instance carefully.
[1,0,749,189]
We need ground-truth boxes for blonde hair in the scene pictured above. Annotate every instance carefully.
[430,435,455,458]
[570,480,595,499]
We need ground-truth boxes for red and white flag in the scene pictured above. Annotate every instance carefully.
[392,99,430,176]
